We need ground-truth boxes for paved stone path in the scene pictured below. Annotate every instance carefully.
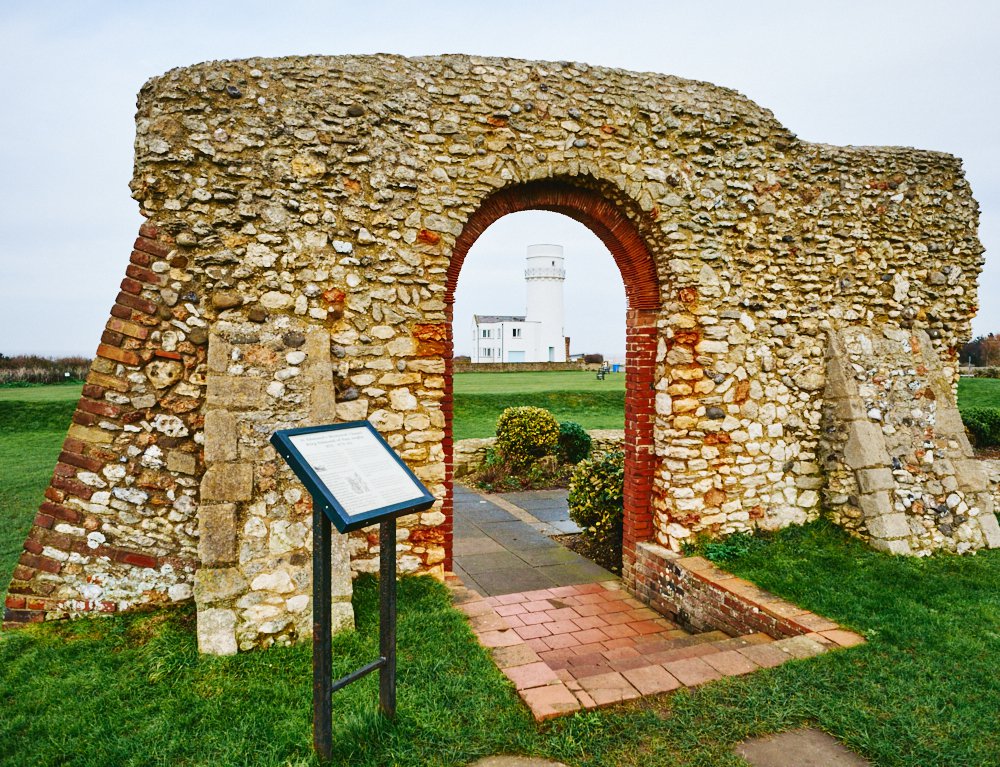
[467,759,568,767]
[735,728,871,766]
[452,486,613,596]
[450,485,865,721]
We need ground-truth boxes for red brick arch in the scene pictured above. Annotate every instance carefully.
[442,181,660,576]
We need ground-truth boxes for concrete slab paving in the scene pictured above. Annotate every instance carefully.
[468,757,569,767]
[453,485,613,596]
[471,567,560,595]
[734,728,871,766]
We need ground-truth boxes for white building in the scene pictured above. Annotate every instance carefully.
[471,244,568,363]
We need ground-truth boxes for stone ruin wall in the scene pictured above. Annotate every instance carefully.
[5,54,996,652]
[819,327,999,554]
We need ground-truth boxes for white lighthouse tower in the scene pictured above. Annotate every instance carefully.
[470,243,568,363]
[524,244,567,362]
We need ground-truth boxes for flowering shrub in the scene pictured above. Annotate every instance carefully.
[494,406,560,469]
[568,450,624,569]
[558,420,592,464]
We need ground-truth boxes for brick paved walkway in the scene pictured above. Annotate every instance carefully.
[450,486,864,720]
[450,577,864,720]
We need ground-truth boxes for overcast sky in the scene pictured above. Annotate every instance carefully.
[1,0,997,360]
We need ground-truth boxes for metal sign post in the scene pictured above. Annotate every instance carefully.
[270,422,433,763]
[311,511,399,759]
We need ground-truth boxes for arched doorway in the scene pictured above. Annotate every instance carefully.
[441,180,661,583]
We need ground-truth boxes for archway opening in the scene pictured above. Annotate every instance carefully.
[441,180,660,588]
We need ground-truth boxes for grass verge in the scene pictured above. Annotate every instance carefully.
[454,392,624,441]
[957,376,1000,408]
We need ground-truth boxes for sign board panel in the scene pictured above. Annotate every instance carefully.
[270,421,435,533]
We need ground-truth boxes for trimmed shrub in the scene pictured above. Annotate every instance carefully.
[494,406,560,469]
[962,407,1000,447]
[568,450,624,571]
[558,421,592,464]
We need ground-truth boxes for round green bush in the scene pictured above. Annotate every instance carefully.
[494,406,560,469]
[568,449,624,568]
[962,407,1000,447]
[558,421,592,464]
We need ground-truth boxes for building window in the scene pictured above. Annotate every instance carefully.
[512,328,522,338]
[481,329,491,338]
[483,347,492,357]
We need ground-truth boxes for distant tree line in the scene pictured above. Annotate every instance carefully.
[0,354,92,385]
[959,335,1000,368]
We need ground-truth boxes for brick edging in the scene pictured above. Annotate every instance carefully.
[632,542,863,643]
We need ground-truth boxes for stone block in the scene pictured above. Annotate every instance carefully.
[331,600,356,633]
[829,396,867,422]
[206,375,266,409]
[953,459,989,492]
[194,567,247,603]
[823,349,855,400]
[310,382,337,422]
[167,450,197,475]
[870,538,913,556]
[855,468,895,494]
[330,532,353,598]
[67,423,113,445]
[979,512,1000,549]
[843,421,889,469]
[866,512,910,540]
[204,409,238,463]
[857,491,892,520]
[201,463,253,501]
[207,334,232,373]
[934,403,968,440]
[199,503,238,565]
[197,608,238,655]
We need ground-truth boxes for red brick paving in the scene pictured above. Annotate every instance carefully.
[451,578,866,722]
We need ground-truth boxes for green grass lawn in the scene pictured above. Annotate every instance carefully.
[0,381,83,402]
[3,383,1000,765]
[454,371,625,394]
[454,371,625,440]
[0,386,79,592]
[957,376,1000,409]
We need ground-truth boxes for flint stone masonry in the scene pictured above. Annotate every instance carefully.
[820,327,1000,554]
[5,53,998,649]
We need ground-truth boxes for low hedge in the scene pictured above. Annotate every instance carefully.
[494,406,560,469]
[568,449,624,572]
[962,407,1000,447]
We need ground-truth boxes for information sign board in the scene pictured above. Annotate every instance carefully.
[270,421,435,533]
